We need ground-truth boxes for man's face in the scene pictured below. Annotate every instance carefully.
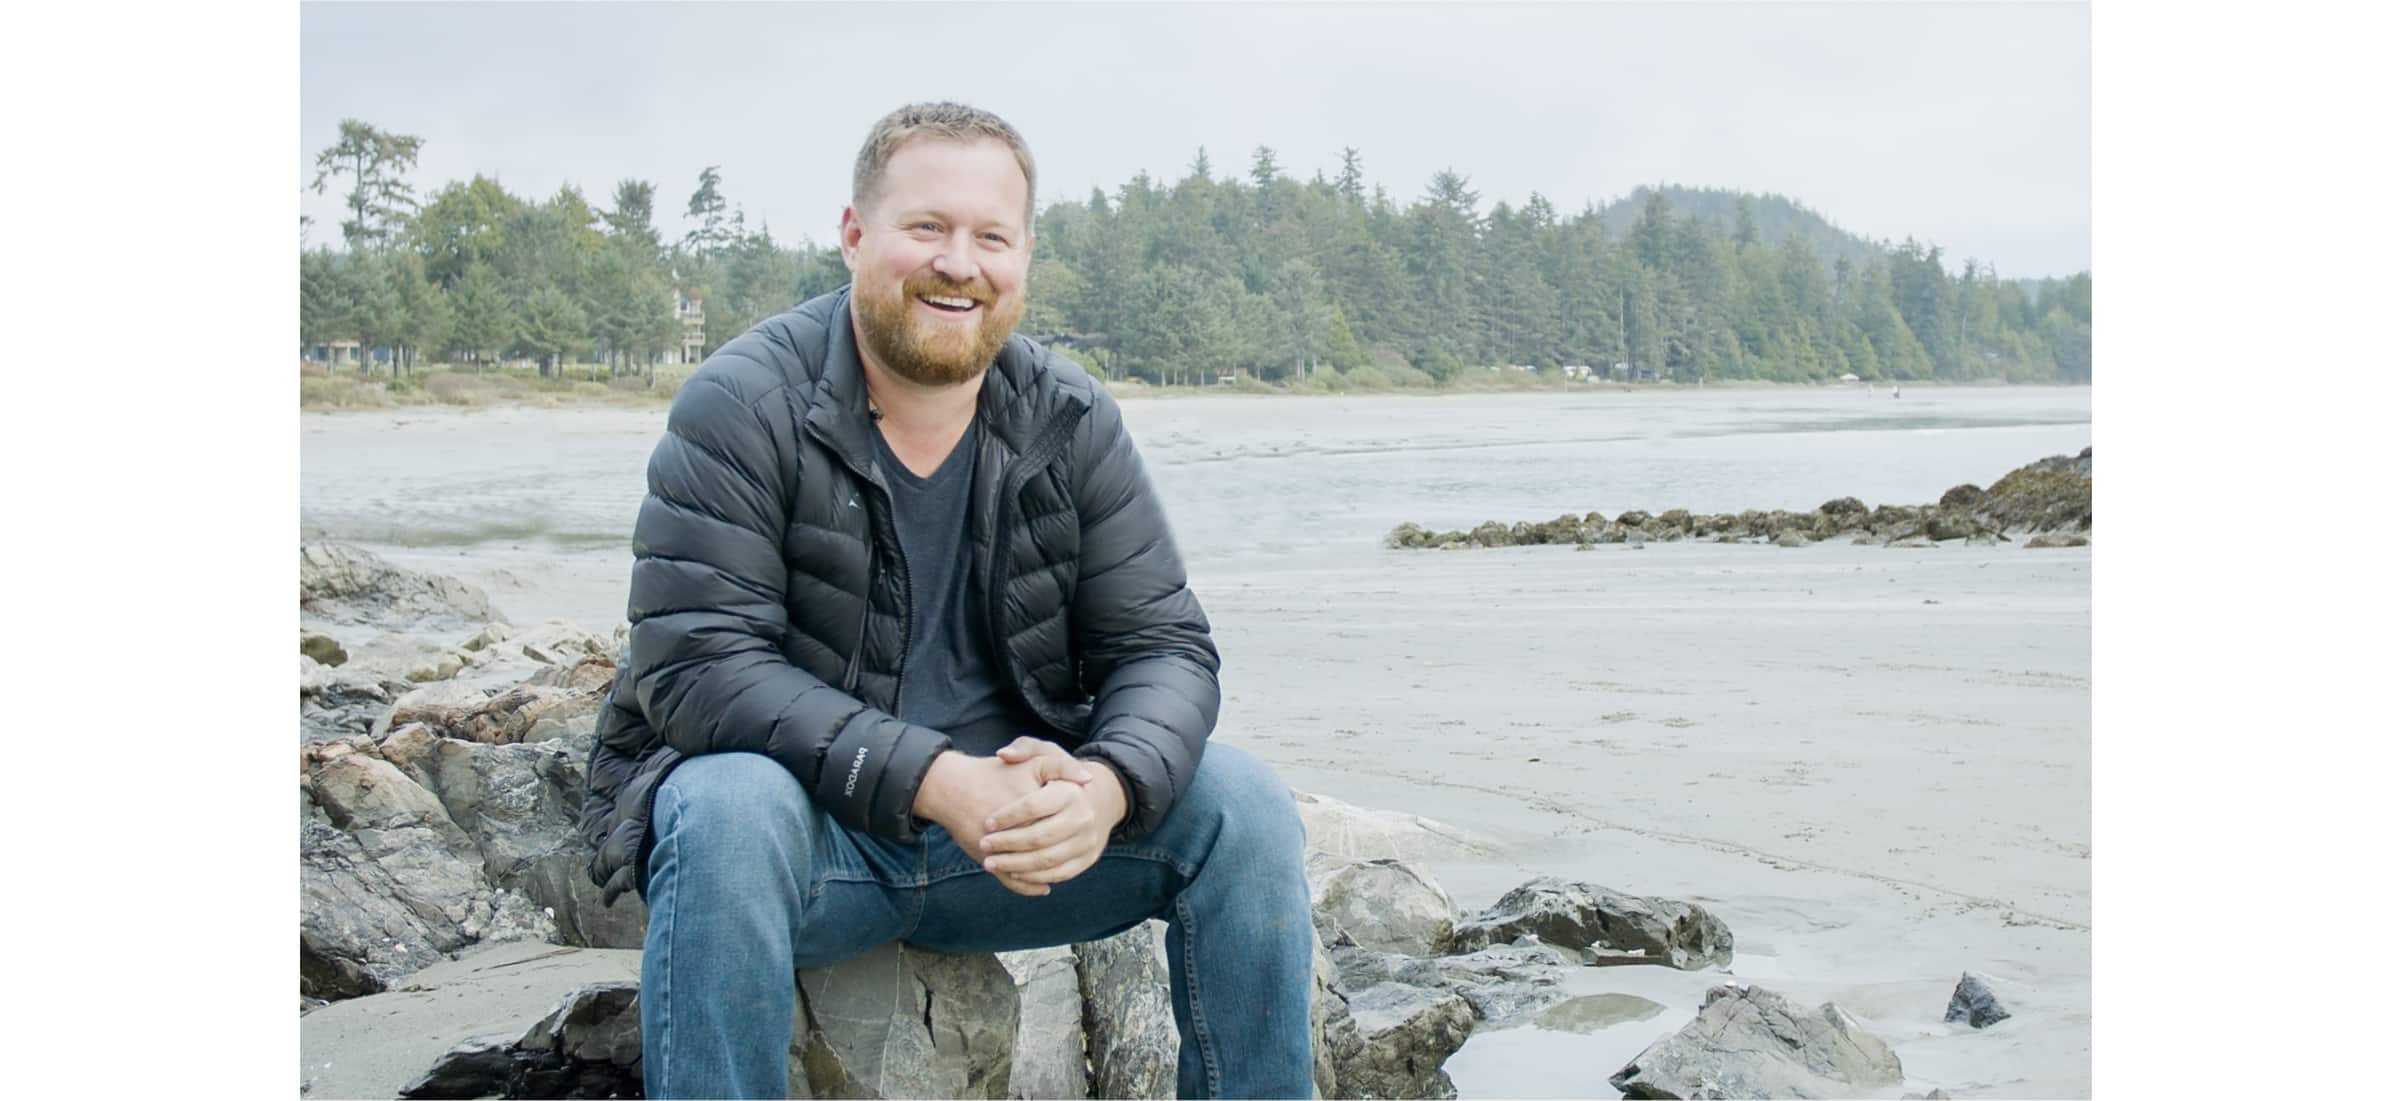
[842,138,1033,388]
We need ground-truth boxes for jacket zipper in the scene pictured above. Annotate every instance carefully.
[984,403,1088,733]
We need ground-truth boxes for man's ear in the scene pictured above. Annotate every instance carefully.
[838,206,863,271]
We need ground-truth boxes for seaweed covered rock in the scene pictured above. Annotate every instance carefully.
[1983,450,2093,532]
[1450,877,1732,970]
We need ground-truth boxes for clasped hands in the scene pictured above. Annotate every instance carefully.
[914,736,1128,897]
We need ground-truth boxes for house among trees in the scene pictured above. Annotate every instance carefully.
[670,289,705,365]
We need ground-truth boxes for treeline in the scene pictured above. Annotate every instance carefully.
[298,121,2090,386]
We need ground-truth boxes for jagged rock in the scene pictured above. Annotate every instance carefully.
[508,620,614,667]
[1339,982,1474,1100]
[302,542,500,629]
[380,682,494,736]
[1984,454,2092,532]
[797,942,1018,1099]
[1610,984,1903,1100]
[387,681,605,745]
[1450,877,1732,970]
[1385,522,1432,549]
[379,728,647,949]
[1938,484,1987,510]
[2026,532,2089,549]
[1617,510,1651,528]
[1314,859,1455,957]
[459,622,516,652]
[1469,521,1515,548]
[303,943,643,1101]
[1818,496,1866,518]
[1658,509,1693,529]
[303,630,349,666]
[1312,934,1360,1100]
[1333,942,1572,1026]
[302,662,414,742]
[1294,791,1496,866]
[1773,531,1813,548]
[1581,511,1607,528]
[402,981,648,1099]
[300,740,556,999]
[1945,971,2011,1029]
[997,947,1090,1100]
[349,633,469,684]
[1923,510,1980,542]
[1076,921,1176,1099]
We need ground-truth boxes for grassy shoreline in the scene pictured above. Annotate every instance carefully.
[298,361,2062,414]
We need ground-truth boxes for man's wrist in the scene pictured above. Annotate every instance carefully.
[1079,757,1131,829]
[913,750,970,825]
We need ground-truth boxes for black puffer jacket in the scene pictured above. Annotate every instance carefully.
[579,287,1220,906]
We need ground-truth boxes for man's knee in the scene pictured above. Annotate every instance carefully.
[1183,743,1306,861]
[657,752,814,848]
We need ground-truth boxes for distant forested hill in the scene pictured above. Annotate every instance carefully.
[1595,185,1889,270]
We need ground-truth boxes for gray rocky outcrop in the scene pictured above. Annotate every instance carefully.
[1450,877,1732,970]
[302,657,416,742]
[796,942,1019,1099]
[1338,982,1475,1100]
[1609,984,1903,1100]
[2026,531,2090,548]
[349,633,470,684]
[1314,859,1456,956]
[302,541,500,630]
[399,980,644,1099]
[300,739,555,999]
[997,947,1091,1100]
[1332,941,1572,1026]
[1945,971,2011,1029]
[1076,921,1177,1099]
[302,629,349,666]
[379,726,645,949]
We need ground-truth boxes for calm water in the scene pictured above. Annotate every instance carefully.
[301,385,2091,621]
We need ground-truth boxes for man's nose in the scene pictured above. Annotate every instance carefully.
[929,233,980,284]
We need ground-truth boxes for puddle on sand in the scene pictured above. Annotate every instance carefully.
[1443,1003,1698,1099]
[1533,993,1666,1033]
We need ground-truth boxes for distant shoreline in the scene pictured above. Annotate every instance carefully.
[299,366,2081,415]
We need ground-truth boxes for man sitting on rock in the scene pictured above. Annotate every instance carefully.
[577,101,1313,1100]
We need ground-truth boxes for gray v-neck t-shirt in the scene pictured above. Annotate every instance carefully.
[870,417,1043,756]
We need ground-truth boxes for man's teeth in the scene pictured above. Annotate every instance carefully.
[922,295,976,309]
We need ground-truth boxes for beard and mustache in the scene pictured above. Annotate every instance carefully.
[852,270,1025,388]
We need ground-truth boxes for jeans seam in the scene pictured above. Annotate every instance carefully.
[650,787,679,1094]
[1177,894,1221,1096]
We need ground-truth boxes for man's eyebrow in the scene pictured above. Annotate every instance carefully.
[889,206,1020,233]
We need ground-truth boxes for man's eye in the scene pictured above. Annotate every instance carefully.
[982,233,1009,246]
[910,222,941,233]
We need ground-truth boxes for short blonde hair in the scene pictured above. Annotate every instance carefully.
[852,101,1037,228]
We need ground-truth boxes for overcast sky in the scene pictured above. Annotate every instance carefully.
[300,1,2089,278]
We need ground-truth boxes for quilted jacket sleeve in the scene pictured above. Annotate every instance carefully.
[623,357,952,842]
[1064,383,1222,841]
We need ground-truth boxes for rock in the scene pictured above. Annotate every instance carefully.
[302,630,349,666]
[1609,984,1903,1100]
[1334,942,1572,1026]
[2026,532,2090,549]
[1657,509,1692,529]
[1386,522,1432,549]
[1773,530,1813,548]
[1903,1091,1954,1100]
[379,728,647,949]
[1938,484,1987,510]
[300,942,641,1101]
[1923,510,1980,542]
[380,682,493,736]
[1314,859,1455,957]
[1450,877,1732,971]
[1616,510,1651,528]
[349,633,469,684]
[509,620,614,667]
[1293,791,1496,866]
[1818,496,1867,518]
[1945,971,2011,1029]
[1339,982,1475,1100]
[997,947,1089,1100]
[459,622,516,652]
[797,942,1018,1099]
[1468,521,1515,548]
[396,1034,518,1099]
[1887,536,1935,549]
[1312,933,1360,1100]
[388,681,605,746]
[302,663,414,742]
[302,542,500,630]
[300,740,557,999]
[1076,921,1176,1099]
[404,981,647,1100]
[1984,455,2092,532]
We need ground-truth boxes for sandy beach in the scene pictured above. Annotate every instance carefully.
[304,387,2091,1097]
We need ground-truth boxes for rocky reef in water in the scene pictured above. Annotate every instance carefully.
[1388,447,2092,551]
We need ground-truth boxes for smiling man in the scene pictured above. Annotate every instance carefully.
[577,102,1315,1099]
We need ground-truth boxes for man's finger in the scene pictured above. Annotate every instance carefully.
[984,834,1091,876]
[994,736,1061,763]
[983,781,1075,837]
[994,872,1050,897]
[1013,850,1100,886]
[982,806,1081,859]
[1030,751,1094,785]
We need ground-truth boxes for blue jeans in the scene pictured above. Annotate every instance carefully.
[639,742,1314,1099]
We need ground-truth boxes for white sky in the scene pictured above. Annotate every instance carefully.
[300,1,2090,277]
